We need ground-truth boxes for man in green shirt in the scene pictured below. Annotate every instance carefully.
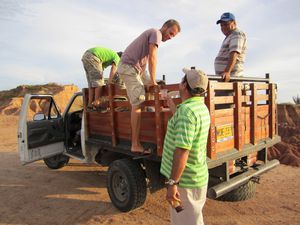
[81,47,122,110]
[160,67,210,225]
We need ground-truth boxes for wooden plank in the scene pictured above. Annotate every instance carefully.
[242,95,251,103]
[215,108,234,118]
[256,126,269,140]
[214,96,234,104]
[154,86,163,156]
[255,83,269,90]
[257,105,269,112]
[269,84,276,138]
[234,82,243,150]
[83,88,90,139]
[205,81,216,159]
[89,129,111,137]
[256,95,269,102]
[108,84,116,146]
[215,116,234,125]
[212,82,234,90]
[250,83,257,145]
[88,114,112,136]
[114,101,130,107]
[216,139,234,153]
[111,84,128,95]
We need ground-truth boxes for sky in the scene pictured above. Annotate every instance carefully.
[0,0,299,103]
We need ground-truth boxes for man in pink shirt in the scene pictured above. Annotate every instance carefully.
[117,19,180,154]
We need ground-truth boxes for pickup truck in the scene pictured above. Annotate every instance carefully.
[18,73,281,212]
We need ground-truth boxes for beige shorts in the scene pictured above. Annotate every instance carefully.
[82,51,105,88]
[170,186,207,225]
[117,62,150,106]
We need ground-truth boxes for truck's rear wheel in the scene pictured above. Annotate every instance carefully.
[43,154,69,169]
[107,158,147,212]
[218,180,256,201]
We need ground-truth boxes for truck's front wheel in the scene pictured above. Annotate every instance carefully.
[43,154,69,169]
[107,158,147,212]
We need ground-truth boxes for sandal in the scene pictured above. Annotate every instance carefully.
[131,148,152,155]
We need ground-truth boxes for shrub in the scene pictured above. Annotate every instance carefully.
[292,94,300,105]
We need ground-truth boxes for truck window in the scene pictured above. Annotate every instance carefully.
[26,97,60,121]
[68,95,83,113]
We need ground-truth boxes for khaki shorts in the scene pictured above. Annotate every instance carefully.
[117,62,150,106]
[170,186,207,225]
[82,51,105,88]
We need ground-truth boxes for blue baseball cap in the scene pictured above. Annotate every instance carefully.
[216,12,235,24]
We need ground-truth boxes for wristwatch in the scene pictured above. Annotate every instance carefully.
[165,179,179,186]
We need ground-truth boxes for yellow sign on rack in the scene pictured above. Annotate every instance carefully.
[216,124,234,143]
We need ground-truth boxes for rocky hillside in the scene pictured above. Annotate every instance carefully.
[0,83,79,115]
[269,104,300,166]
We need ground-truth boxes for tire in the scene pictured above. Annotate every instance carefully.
[107,158,147,212]
[43,154,70,169]
[218,180,256,202]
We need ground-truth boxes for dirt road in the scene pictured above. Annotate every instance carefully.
[0,116,299,225]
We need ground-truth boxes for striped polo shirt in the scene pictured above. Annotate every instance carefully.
[160,97,211,188]
[214,28,247,77]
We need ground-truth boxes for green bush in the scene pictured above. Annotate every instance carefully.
[292,94,300,105]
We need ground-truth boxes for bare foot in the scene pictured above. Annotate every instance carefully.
[131,143,144,152]
[131,144,151,155]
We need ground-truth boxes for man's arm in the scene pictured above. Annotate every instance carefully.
[166,147,189,204]
[223,51,239,82]
[170,147,189,182]
[108,63,117,84]
[148,43,158,86]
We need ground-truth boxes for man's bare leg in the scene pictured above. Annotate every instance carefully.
[131,104,144,152]
[94,86,102,105]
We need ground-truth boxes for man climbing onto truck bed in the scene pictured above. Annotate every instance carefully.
[81,46,122,111]
[117,19,181,154]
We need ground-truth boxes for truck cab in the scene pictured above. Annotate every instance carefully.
[18,92,86,167]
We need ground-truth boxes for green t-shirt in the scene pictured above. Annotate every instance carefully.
[160,97,211,188]
[88,47,120,69]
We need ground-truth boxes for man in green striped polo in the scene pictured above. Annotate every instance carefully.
[160,67,210,225]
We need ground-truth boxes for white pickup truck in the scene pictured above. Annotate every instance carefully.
[18,74,281,212]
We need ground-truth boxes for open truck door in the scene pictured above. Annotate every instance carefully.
[18,94,65,165]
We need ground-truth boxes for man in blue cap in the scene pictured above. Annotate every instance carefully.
[214,12,247,82]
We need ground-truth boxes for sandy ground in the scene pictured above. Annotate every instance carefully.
[0,115,299,225]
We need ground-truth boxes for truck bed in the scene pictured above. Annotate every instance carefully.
[83,77,280,163]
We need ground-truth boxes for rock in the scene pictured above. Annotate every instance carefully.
[268,104,300,167]
[0,84,79,116]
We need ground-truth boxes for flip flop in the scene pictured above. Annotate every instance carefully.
[131,148,152,155]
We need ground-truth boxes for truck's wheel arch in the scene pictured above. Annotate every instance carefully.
[95,150,125,166]
[43,154,70,169]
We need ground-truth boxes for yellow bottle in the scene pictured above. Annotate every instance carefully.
[172,200,184,213]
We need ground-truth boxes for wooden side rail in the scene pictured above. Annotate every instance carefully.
[234,82,243,151]
[83,75,278,159]
[206,82,217,159]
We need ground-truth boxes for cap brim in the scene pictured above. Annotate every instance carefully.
[216,18,234,24]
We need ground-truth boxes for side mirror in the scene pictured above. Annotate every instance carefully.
[33,113,46,121]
